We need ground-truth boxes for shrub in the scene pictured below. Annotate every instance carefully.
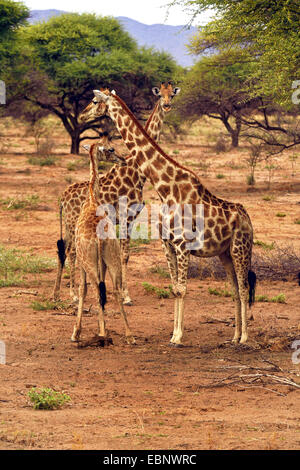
[214,136,226,153]
[142,282,173,299]
[28,156,56,167]
[149,265,170,279]
[28,387,71,410]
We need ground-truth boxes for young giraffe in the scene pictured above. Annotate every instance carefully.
[71,142,135,344]
[79,89,256,346]
[53,132,124,302]
[53,83,180,304]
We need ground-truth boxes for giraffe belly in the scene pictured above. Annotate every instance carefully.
[190,238,231,258]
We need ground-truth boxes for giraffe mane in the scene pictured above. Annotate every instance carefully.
[112,93,202,182]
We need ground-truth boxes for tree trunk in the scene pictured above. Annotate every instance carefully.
[222,114,241,148]
[231,114,241,148]
[231,130,239,148]
[70,130,80,154]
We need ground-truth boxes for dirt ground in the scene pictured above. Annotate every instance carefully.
[0,117,299,450]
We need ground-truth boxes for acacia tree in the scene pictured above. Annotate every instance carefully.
[0,0,29,69]
[169,0,300,152]
[7,13,179,154]
[174,50,258,147]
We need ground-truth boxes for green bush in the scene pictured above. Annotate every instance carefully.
[28,387,71,410]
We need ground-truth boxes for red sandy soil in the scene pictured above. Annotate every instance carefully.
[0,121,299,450]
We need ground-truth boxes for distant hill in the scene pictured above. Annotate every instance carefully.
[28,10,198,67]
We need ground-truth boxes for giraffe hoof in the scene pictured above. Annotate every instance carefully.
[239,336,248,344]
[126,335,136,345]
[71,334,80,343]
[169,342,184,348]
[123,298,133,306]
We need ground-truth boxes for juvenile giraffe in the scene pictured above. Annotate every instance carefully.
[71,142,135,344]
[53,83,180,303]
[53,132,125,302]
[79,89,256,346]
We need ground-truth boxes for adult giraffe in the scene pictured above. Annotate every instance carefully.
[79,89,256,346]
[53,83,180,304]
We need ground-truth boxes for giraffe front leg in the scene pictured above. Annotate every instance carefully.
[120,238,133,306]
[163,241,189,347]
[68,249,78,302]
[71,267,87,342]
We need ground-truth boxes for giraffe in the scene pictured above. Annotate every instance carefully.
[53,83,180,304]
[79,89,256,346]
[71,142,135,344]
[53,132,126,302]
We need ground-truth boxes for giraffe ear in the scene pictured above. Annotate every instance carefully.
[82,144,90,151]
[111,90,116,95]
[93,89,109,102]
[152,87,160,96]
[173,87,181,95]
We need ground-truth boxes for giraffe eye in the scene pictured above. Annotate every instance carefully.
[92,99,98,104]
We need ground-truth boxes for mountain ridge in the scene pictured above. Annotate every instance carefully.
[28,10,198,67]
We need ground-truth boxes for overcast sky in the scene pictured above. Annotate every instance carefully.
[23,0,213,26]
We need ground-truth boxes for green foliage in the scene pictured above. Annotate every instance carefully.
[28,387,71,410]
[246,174,255,186]
[253,240,275,251]
[0,0,29,69]
[31,299,67,311]
[149,265,171,279]
[208,287,233,298]
[0,244,55,287]
[171,0,300,108]
[173,49,254,146]
[256,293,286,304]
[1,194,40,210]
[24,13,137,87]
[142,282,173,299]
[27,155,57,167]
[5,12,181,153]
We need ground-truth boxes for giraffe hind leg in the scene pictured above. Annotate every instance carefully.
[104,242,135,344]
[71,266,87,342]
[219,250,242,344]
[230,247,252,344]
[120,238,133,306]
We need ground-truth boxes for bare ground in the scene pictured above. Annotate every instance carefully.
[0,119,299,450]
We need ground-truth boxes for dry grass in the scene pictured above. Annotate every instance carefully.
[188,243,300,282]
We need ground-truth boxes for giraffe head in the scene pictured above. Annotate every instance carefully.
[79,88,110,124]
[152,82,180,113]
[82,132,126,166]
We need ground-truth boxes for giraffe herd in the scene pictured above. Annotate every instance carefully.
[55,82,256,347]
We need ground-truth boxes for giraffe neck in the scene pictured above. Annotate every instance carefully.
[94,96,169,200]
[145,101,165,142]
[88,144,99,206]
[108,94,213,204]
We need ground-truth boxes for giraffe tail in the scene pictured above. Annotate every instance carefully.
[99,281,107,310]
[57,202,66,268]
[248,270,256,307]
[97,238,107,310]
